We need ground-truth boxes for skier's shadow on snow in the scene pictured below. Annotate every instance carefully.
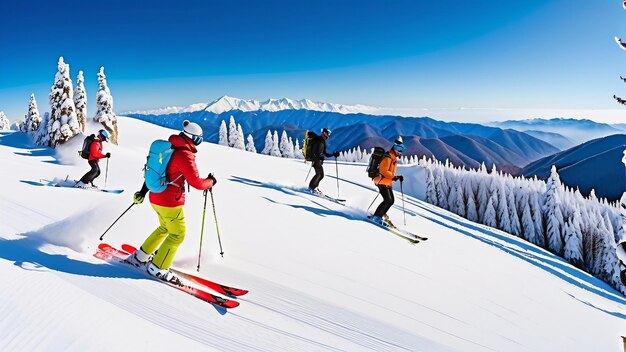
[408,198,626,310]
[0,236,228,315]
[230,176,365,222]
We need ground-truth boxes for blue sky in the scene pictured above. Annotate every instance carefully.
[1,0,626,123]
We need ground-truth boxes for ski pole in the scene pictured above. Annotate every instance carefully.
[304,163,313,183]
[197,189,209,271]
[104,158,109,189]
[335,156,340,198]
[366,193,379,213]
[210,188,224,257]
[400,179,406,226]
[99,203,135,240]
[366,177,383,213]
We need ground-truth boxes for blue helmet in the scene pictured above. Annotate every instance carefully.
[392,136,406,152]
[98,129,110,141]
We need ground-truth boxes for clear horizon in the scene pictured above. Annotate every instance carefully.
[2,0,626,124]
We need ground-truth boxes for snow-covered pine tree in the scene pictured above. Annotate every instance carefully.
[228,115,237,147]
[483,194,498,228]
[425,167,437,205]
[47,56,80,146]
[477,176,490,222]
[294,138,304,159]
[270,131,281,157]
[507,181,522,237]
[454,181,466,217]
[234,124,245,150]
[245,134,256,153]
[0,111,9,130]
[520,192,536,243]
[563,204,584,269]
[543,166,565,255]
[279,131,294,158]
[24,94,42,133]
[261,130,273,155]
[34,112,50,146]
[218,120,228,146]
[74,70,87,132]
[497,182,512,233]
[94,67,118,144]
[465,176,478,222]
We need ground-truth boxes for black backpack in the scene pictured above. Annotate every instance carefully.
[366,147,386,178]
[79,134,96,159]
[303,131,318,162]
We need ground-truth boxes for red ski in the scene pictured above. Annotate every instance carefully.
[95,243,239,309]
[121,243,248,297]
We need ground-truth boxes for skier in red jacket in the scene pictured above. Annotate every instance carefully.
[76,129,111,188]
[127,121,216,284]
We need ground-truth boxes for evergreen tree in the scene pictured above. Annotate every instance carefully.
[261,130,273,155]
[529,191,545,248]
[74,70,87,132]
[34,112,50,146]
[24,94,42,133]
[543,166,565,255]
[0,111,9,130]
[48,56,80,146]
[425,168,437,205]
[507,182,522,237]
[455,181,466,217]
[234,124,245,150]
[520,192,536,243]
[497,183,512,233]
[563,205,584,269]
[245,134,256,153]
[477,176,490,222]
[228,115,237,147]
[270,131,281,157]
[483,195,498,228]
[279,131,294,158]
[95,66,118,144]
[218,120,228,146]
[294,138,304,159]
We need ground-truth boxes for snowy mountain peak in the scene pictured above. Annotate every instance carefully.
[126,96,382,116]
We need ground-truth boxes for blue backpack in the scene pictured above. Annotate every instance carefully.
[144,140,181,193]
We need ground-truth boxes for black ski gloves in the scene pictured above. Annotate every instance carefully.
[333,151,340,158]
[105,152,111,158]
[393,175,404,182]
[207,173,217,187]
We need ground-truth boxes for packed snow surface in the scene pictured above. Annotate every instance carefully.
[0,117,625,351]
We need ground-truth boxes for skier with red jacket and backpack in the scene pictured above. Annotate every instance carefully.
[127,120,216,284]
[76,129,111,189]
[369,137,406,226]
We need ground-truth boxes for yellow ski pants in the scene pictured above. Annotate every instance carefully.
[140,204,186,270]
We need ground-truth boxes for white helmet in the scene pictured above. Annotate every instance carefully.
[182,120,203,145]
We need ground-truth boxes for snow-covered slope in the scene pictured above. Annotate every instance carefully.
[1,117,625,351]
[125,96,381,116]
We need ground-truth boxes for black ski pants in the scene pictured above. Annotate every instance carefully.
[80,160,101,185]
[308,160,324,190]
[374,185,395,217]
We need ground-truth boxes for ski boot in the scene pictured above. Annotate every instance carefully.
[147,262,183,286]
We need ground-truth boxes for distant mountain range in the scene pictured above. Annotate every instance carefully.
[520,134,626,200]
[489,118,625,147]
[124,96,382,116]
[126,96,559,171]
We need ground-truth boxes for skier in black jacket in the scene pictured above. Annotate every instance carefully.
[308,128,339,194]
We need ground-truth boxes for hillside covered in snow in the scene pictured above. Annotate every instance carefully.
[1,117,625,351]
